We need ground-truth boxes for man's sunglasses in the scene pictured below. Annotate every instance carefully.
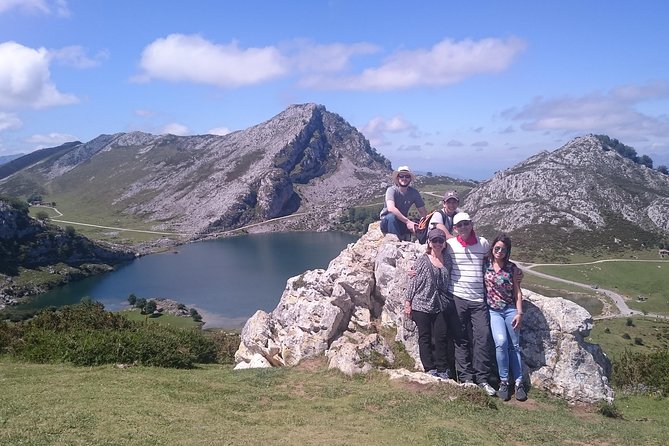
[398,174,412,179]
[454,221,471,228]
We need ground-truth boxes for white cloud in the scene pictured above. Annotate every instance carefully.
[471,141,489,147]
[447,140,464,147]
[135,34,288,87]
[161,123,189,136]
[0,0,69,16]
[50,45,108,68]
[289,40,379,73]
[360,115,416,147]
[208,126,231,136]
[505,81,669,138]
[0,41,78,109]
[134,109,153,117]
[302,37,526,90]
[26,132,77,147]
[0,112,22,131]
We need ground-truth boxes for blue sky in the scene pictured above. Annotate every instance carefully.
[1,0,668,179]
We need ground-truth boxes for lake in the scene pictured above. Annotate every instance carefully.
[21,231,359,328]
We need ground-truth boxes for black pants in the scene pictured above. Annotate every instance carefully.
[411,310,450,373]
[446,296,493,383]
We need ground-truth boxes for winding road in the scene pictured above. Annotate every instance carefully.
[519,260,669,321]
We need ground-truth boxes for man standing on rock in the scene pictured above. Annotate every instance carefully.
[445,212,495,396]
[379,166,427,241]
[428,190,460,238]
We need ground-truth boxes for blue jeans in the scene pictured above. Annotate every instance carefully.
[489,306,523,383]
[380,213,410,239]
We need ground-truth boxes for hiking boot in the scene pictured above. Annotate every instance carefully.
[426,369,438,377]
[497,381,510,401]
[515,380,528,401]
[436,370,451,380]
[479,382,496,397]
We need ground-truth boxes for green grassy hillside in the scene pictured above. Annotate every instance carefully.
[535,261,669,315]
[1,360,668,445]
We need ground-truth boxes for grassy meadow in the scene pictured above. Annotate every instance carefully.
[588,317,669,359]
[521,272,605,316]
[1,359,668,446]
[534,261,669,315]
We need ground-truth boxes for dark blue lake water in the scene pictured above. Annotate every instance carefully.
[21,232,359,328]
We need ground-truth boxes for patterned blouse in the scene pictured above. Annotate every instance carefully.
[484,260,523,311]
[406,254,452,314]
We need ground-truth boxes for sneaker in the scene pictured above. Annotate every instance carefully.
[436,370,451,380]
[426,369,438,377]
[497,381,510,401]
[479,382,496,397]
[515,380,528,401]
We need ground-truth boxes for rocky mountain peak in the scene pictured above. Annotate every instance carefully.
[465,135,669,257]
[0,104,392,236]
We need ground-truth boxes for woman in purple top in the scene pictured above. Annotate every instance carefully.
[484,233,527,401]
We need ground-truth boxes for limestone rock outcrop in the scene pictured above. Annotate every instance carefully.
[234,222,614,404]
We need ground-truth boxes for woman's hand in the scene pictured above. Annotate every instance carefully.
[407,267,417,278]
[512,313,523,330]
[403,301,412,316]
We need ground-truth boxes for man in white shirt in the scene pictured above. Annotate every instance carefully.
[445,212,495,396]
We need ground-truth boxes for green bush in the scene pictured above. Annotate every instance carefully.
[1,300,217,368]
[208,330,241,364]
[612,349,669,396]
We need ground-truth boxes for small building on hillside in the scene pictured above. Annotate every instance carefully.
[659,249,669,258]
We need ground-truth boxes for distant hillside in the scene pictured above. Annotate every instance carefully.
[0,142,80,182]
[465,135,669,260]
[0,104,391,237]
[0,196,134,299]
[0,153,25,166]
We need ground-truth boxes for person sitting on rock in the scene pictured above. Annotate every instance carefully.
[484,233,527,402]
[445,212,496,396]
[404,228,453,379]
[380,166,427,241]
[428,189,460,239]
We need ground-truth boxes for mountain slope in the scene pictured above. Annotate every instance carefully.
[0,104,391,236]
[465,135,669,257]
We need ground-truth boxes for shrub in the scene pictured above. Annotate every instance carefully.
[598,401,623,419]
[612,349,669,396]
[622,333,631,340]
[208,330,241,364]
[3,300,216,368]
[626,318,634,327]
[127,293,137,305]
[634,337,644,345]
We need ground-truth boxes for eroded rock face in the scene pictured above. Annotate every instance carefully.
[234,223,614,404]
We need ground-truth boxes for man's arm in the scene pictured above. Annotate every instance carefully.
[416,206,428,218]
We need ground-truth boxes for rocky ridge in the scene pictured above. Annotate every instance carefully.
[0,104,391,237]
[464,135,669,248]
[234,222,614,404]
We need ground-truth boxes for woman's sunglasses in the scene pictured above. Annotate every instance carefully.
[494,246,508,254]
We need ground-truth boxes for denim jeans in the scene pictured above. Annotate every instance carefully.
[380,213,410,239]
[489,306,523,383]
